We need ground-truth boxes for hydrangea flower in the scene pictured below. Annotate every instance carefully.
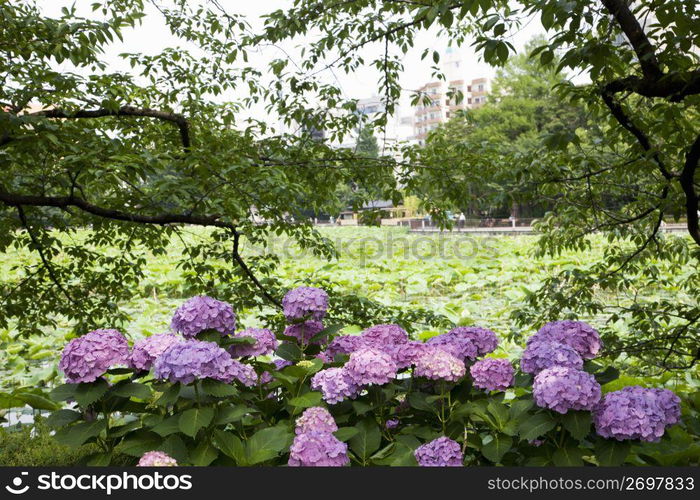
[414,346,466,382]
[426,333,478,361]
[324,335,362,360]
[295,407,338,435]
[154,340,240,385]
[273,359,293,370]
[594,386,681,442]
[288,431,349,467]
[386,419,399,429]
[385,341,425,369]
[470,358,514,391]
[344,348,397,386]
[282,287,329,321]
[414,437,463,467]
[529,320,601,359]
[59,329,130,383]
[446,326,499,356]
[520,341,583,375]
[533,366,601,414]
[130,333,181,371]
[311,367,359,404]
[137,451,177,467]
[284,320,326,345]
[229,328,278,357]
[360,324,409,346]
[170,296,236,338]
[227,360,258,387]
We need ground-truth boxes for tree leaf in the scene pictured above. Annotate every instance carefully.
[46,409,82,428]
[562,411,592,441]
[214,404,256,425]
[246,426,292,465]
[115,431,162,457]
[288,391,323,408]
[518,413,556,441]
[111,382,152,400]
[212,429,246,465]
[178,407,215,438]
[156,383,180,406]
[151,415,181,437]
[15,392,59,411]
[482,433,512,463]
[201,379,238,398]
[276,342,302,362]
[49,384,78,402]
[159,435,189,465]
[53,420,106,448]
[552,446,584,466]
[334,427,359,442]
[74,379,109,407]
[595,439,631,466]
[190,439,218,466]
[349,419,381,461]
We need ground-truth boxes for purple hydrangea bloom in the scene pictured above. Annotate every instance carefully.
[385,341,426,369]
[288,431,349,467]
[295,407,338,435]
[258,371,273,385]
[386,419,399,429]
[594,386,681,442]
[520,341,583,375]
[426,333,479,361]
[311,367,359,404]
[533,366,601,414]
[59,329,130,383]
[529,320,601,359]
[414,437,463,467]
[227,359,258,387]
[344,348,397,386]
[154,340,239,385]
[360,324,409,346]
[470,358,514,391]
[170,296,236,338]
[282,287,329,321]
[229,328,278,357]
[284,320,326,345]
[137,451,177,467]
[414,346,466,382]
[447,327,499,356]
[273,359,293,370]
[130,333,181,371]
[323,335,362,360]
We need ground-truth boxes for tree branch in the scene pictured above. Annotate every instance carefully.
[680,133,700,245]
[230,229,282,309]
[28,106,191,151]
[0,188,232,228]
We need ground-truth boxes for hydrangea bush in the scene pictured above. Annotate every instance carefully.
[45,291,688,467]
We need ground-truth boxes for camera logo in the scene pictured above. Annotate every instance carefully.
[5,472,30,495]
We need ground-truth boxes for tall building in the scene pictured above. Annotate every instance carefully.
[411,48,490,144]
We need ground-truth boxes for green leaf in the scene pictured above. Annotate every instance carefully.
[75,379,109,407]
[562,411,591,441]
[246,426,292,465]
[190,440,219,466]
[487,401,510,430]
[309,324,345,343]
[111,382,152,400]
[178,407,215,438]
[46,409,82,428]
[288,391,323,408]
[509,399,534,419]
[49,384,78,402]
[109,420,141,437]
[53,420,106,448]
[408,392,433,411]
[518,413,556,441]
[212,429,246,465]
[115,431,162,457]
[595,439,631,466]
[349,419,381,461]
[482,433,512,463]
[276,342,302,361]
[214,404,255,425]
[159,435,189,465]
[86,453,112,466]
[156,383,180,406]
[15,392,59,410]
[201,379,238,398]
[552,446,584,466]
[334,427,360,442]
[151,415,181,437]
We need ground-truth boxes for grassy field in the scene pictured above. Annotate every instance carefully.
[0,226,694,389]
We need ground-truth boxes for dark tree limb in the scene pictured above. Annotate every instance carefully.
[680,134,700,246]
[230,229,283,309]
[0,188,232,228]
[604,71,700,102]
[16,205,77,306]
[30,106,191,151]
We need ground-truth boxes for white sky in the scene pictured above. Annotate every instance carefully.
[38,1,545,121]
